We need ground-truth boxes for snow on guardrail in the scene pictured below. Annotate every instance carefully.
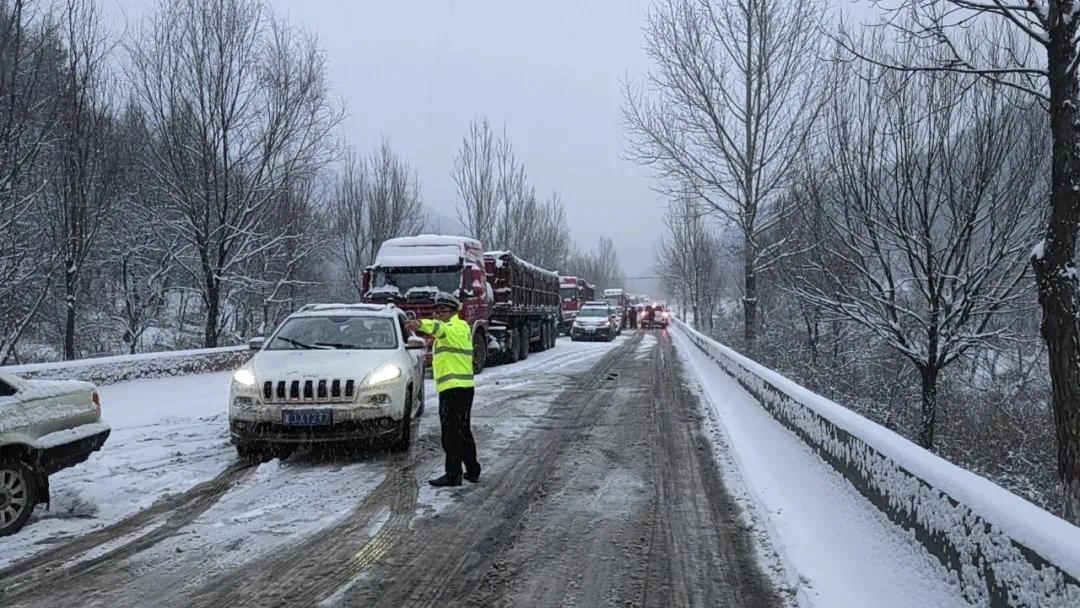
[0,346,251,386]
[674,319,1080,607]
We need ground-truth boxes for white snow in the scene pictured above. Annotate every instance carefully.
[672,328,969,608]
[375,235,483,268]
[482,250,559,279]
[1032,239,1046,261]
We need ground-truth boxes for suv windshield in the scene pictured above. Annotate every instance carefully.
[266,316,398,350]
[372,267,461,296]
[578,308,609,318]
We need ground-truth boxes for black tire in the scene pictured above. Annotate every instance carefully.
[472,330,487,375]
[534,322,547,353]
[416,379,426,417]
[0,459,38,537]
[506,329,520,364]
[391,387,414,452]
[518,325,529,360]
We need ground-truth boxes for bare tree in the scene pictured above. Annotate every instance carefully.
[789,51,1047,450]
[364,137,425,264]
[566,236,625,292]
[41,0,123,360]
[528,191,572,270]
[624,0,827,349]
[452,116,499,246]
[128,0,341,347]
[656,196,724,327]
[0,0,60,363]
[330,139,425,297]
[847,0,1080,524]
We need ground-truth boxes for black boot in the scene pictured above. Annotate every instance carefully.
[429,474,462,487]
[464,466,481,484]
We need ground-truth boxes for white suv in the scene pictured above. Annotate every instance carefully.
[228,304,426,458]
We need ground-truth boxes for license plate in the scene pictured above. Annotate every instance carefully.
[282,409,333,426]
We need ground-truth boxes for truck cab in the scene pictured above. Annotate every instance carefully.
[362,235,491,372]
[558,276,594,336]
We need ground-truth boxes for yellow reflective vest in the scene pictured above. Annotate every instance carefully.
[418,314,475,392]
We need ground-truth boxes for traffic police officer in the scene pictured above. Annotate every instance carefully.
[407,292,481,487]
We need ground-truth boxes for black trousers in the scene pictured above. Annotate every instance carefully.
[438,387,479,480]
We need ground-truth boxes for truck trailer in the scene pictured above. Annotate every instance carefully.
[484,251,561,363]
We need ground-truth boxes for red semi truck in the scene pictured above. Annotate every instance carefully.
[558,275,596,335]
[360,235,560,372]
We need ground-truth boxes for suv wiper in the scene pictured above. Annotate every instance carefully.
[276,337,331,350]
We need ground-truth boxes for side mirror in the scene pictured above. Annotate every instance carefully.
[248,337,265,351]
[406,336,426,350]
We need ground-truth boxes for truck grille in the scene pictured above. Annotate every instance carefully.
[262,379,355,403]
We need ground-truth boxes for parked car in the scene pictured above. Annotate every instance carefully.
[0,373,110,536]
[569,306,618,342]
[229,303,426,459]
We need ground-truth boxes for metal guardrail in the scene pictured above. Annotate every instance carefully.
[673,319,1080,607]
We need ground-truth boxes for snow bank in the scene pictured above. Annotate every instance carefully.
[1,346,251,386]
[674,320,1080,607]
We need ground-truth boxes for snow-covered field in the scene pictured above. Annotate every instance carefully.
[672,327,969,608]
[2,337,618,571]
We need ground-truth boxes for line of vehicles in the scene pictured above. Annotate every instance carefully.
[0,233,671,537]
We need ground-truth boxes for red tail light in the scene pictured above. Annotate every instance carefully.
[92,391,101,410]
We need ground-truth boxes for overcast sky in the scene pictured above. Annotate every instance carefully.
[108,0,663,282]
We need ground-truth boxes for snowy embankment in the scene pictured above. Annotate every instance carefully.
[672,320,1080,607]
[1,346,251,385]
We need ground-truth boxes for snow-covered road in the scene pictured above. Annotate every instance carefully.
[0,336,622,605]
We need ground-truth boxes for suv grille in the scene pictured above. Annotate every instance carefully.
[262,379,355,403]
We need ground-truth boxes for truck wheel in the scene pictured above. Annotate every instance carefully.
[534,322,547,353]
[391,388,414,453]
[506,330,520,364]
[518,325,530,360]
[548,320,557,348]
[0,459,38,537]
[472,331,487,375]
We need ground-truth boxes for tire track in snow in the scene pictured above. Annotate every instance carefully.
[0,461,255,603]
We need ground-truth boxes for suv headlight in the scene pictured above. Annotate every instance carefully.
[233,368,256,387]
[366,364,402,386]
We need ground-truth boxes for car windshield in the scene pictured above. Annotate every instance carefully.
[578,308,608,318]
[372,267,461,295]
[266,316,398,350]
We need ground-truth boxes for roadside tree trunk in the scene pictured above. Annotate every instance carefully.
[1033,18,1080,523]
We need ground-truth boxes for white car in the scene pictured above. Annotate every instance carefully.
[0,372,110,536]
[228,304,426,458]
